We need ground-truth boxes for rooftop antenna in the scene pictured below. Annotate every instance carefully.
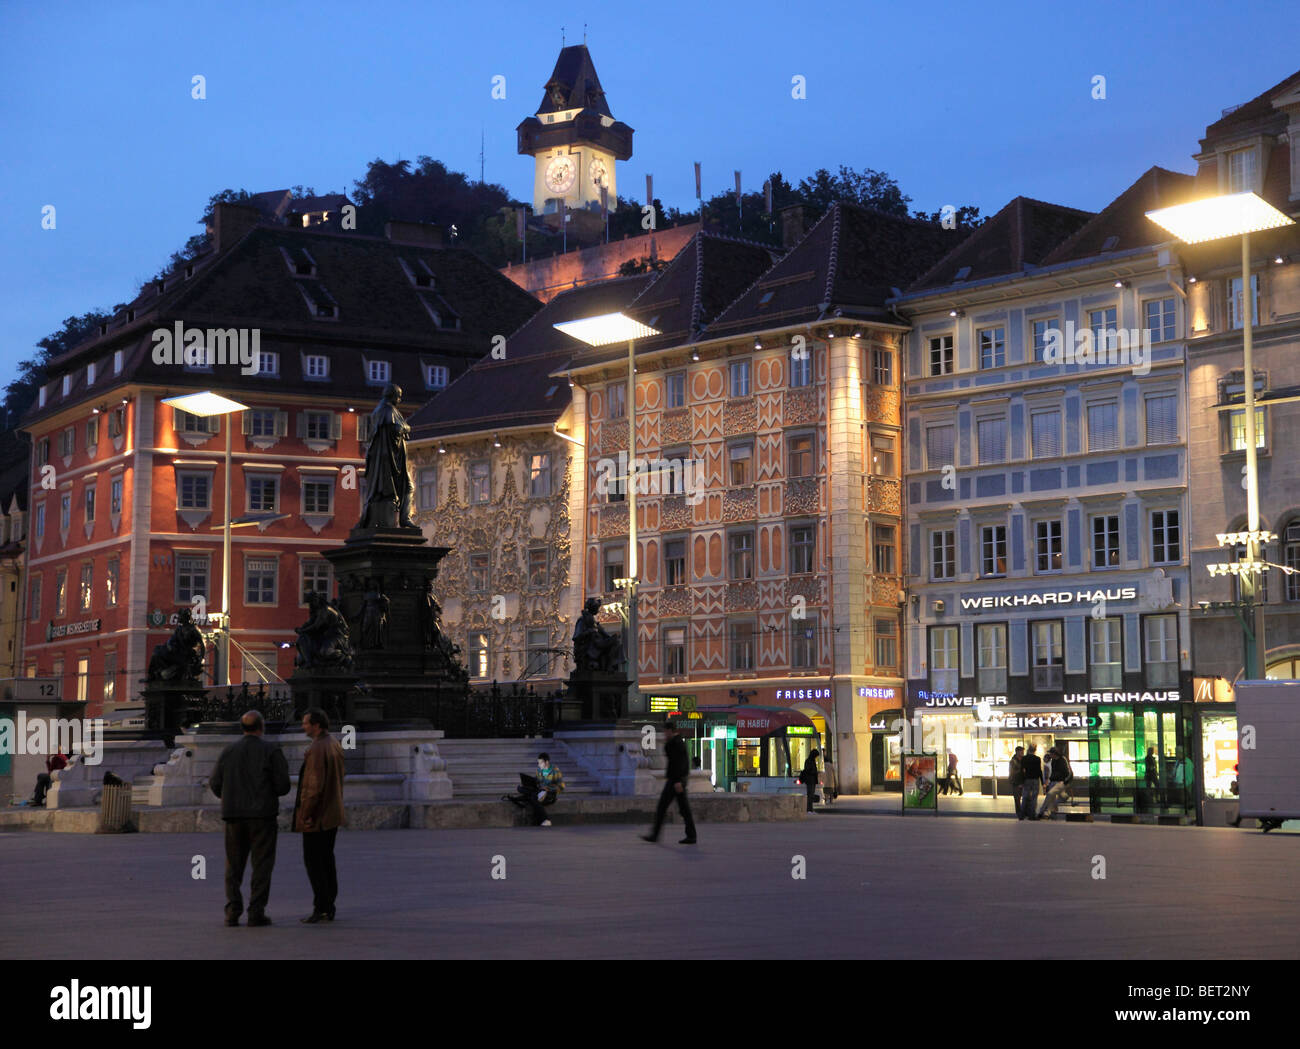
[561,26,565,46]
[584,23,587,45]
[479,127,485,185]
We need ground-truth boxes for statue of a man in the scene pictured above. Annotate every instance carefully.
[148,607,206,683]
[359,580,390,650]
[573,597,625,673]
[295,592,353,670]
[359,383,415,529]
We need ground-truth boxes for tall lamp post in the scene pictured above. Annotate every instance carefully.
[554,312,661,713]
[161,391,249,687]
[1146,192,1295,679]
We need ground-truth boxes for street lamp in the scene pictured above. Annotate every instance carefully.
[554,312,661,713]
[1146,192,1295,679]
[161,391,249,687]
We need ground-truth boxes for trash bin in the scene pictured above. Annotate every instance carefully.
[99,782,134,833]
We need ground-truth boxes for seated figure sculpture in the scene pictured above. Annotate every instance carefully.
[572,597,625,673]
[295,592,354,670]
[147,608,206,683]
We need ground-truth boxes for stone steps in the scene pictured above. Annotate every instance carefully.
[436,738,607,797]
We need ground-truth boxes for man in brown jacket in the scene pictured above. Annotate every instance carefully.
[293,708,346,923]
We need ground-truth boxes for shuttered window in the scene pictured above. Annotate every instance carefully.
[977,417,1007,464]
[1087,401,1119,451]
[1144,394,1177,445]
[1031,409,1061,458]
[926,424,955,469]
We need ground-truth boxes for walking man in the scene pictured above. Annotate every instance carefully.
[799,748,821,813]
[294,708,346,924]
[642,723,697,845]
[1019,744,1042,821]
[1038,746,1073,820]
[210,710,291,926]
[1009,745,1025,819]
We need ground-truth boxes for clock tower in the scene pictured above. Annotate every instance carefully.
[517,45,634,221]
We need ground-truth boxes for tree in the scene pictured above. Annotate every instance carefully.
[3,309,113,427]
[797,166,912,219]
[911,203,986,230]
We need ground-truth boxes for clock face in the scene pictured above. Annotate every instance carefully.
[545,156,576,194]
[589,158,608,188]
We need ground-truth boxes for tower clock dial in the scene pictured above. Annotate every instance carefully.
[545,156,576,194]
[589,158,608,188]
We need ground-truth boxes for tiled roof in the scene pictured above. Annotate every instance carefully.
[710,202,962,331]
[907,197,1094,292]
[537,44,613,117]
[1040,167,1199,265]
[1202,68,1300,141]
[408,274,654,439]
[292,194,351,214]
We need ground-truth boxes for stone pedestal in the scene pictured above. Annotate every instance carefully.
[324,526,465,722]
[45,739,173,808]
[141,681,208,747]
[565,669,629,722]
[288,669,366,725]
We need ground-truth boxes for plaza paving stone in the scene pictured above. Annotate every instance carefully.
[1,812,1295,960]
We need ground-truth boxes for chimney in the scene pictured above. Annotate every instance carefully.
[210,203,262,253]
[780,205,806,250]
[385,220,444,248]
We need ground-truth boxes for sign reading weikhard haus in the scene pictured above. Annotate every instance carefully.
[960,587,1137,611]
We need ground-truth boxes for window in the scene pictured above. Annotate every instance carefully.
[875,617,897,670]
[414,467,438,511]
[1031,318,1060,362]
[256,351,279,376]
[469,552,490,593]
[730,360,751,398]
[1227,407,1267,451]
[789,347,812,388]
[76,658,89,703]
[528,547,548,589]
[607,383,626,419]
[977,416,1007,464]
[103,651,116,705]
[926,423,955,470]
[730,622,755,670]
[792,612,818,669]
[426,364,449,390]
[790,525,816,575]
[1092,515,1120,568]
[728,532,754,580]
[1087,401,1119,451]
[872,347,893,386]
[871,434,895,476]
[1286,522,1300,602]
[1090,617,1122,688]
[1035,519,1063,573]
[79,563,93,611]
[1144,298,1176,343]
[174,409,217,436]
[1227,147,1258,193]
[246,409,277,438]
[874,524,896,574]
[367,359,391,384]
[664,626,687,676]
[978,327,1005,369]
[1151,509,1181,565]
[604,546,625,592]
[523,628,550,677]
[247,476,278,512]
[176,556,209,604]
[981,524,1007,577]
[1027,409,1060,459]
[529,453,552,498]
[302,479,332,515]
[977,623,1008,692]
[28,576,40,621]
[1233,545,1269,604]
[930,627,959,693]
[37,437,50,467]
[728,443,753,486]
[60,492,71,530]
[34,504,44,540]
[666,372,686,409]
[303,411,337,442]
[1145,393,1178,445]
[930,529,956,581]
[1145,615,1178,687]
[1228,274,1261,330]
[468,460,491,504]
[301,560,331,604]
[178,472,211,511]
[58,427,75,457]
[928,335,954,376]
[1032,621,1064,691]
[105,557,118,606]
[55,569,67,616]
[468,633,490,679]
[86,418,99,448]
[110,476,123,516]
[1089,307,1118,353]
[84,485,96,524]
[245,558,277,605]
[304,354,329,380]
[665,538,686,586]
[788,434,814,477]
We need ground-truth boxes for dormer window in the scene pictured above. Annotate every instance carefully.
[297,282,338,319]
[422,295,461,330]
[126,309,135,322]
[304,354,330,380]
[426,364,449,390]
[86,361,96,386]
[367,359,391,385]
[113,350,123,374]
[281,245,318,278]
[401,258,436,289]
[62,374,71,396]
[1101,235,1120,252]
[256,351,279,377]
[1227,148,1259,193]
[184,264,194,279]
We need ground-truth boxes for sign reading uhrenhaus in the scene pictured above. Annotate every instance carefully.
[912,688,1183,709]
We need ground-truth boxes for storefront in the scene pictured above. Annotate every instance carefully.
[869,707,904,791]
[672,706,821,794]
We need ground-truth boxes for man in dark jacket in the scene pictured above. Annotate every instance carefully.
[209,710,291,926]
[1009,746,1025,819]
[642,723,697,845]
[1038,746,1073,820]
[799,749,821,813]
[1019,744,1043,820]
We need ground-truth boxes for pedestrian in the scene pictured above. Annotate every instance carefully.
[1038,747,1073,820]
[1019,744,1042,820]
[209,710,291,927]
[1009,746,1025,819]
[799,749,821,813]
[532,752,564,826]
[293,708,346,924]
[822,752,838,804]
[32,749,68,807]
[642,722,697,844]
[947,750,963,796]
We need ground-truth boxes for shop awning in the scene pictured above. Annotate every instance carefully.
[704,706,818,737]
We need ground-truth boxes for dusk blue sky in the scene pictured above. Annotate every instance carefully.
[3,0,1298,395]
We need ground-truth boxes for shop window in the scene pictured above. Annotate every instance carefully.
[977,623,1007,692]
[1089,617,1122,688]
[929,626,959,694]
[1201,712,1239,799]
[1031,620,1063,691]
[1144,614,1178,687]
